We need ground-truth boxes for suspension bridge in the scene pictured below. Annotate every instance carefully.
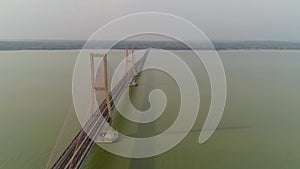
[46,47,149,169]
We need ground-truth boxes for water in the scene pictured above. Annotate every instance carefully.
[0,50,80,169]
[0,50,300,168]
[83,50,300,169]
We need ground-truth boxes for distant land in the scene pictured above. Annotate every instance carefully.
[1,40,300,50]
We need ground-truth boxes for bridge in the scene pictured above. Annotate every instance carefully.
[47,48,149,169]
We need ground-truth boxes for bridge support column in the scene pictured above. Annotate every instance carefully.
[125,45,138,87]
[90,53,118,143]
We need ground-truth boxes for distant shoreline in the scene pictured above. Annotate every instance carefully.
[1,40,300,51]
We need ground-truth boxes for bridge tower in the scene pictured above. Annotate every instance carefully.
[125,44,138,87]
[90,53,118,143]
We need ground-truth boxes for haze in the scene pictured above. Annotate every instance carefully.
[0,0,299,41]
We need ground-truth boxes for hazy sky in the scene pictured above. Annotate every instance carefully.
[0,0,299,41]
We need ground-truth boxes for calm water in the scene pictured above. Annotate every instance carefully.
[0,50,300,169]
[0,50,80,169]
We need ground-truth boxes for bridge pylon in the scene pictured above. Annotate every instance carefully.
[90,53,118,143]
[125,45,139,87]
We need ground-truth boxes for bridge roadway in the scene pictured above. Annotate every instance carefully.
[51,49,149,169]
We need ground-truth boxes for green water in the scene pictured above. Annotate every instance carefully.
[0,50,80,169]
[83,50,300,169]
[0,50,300,169]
